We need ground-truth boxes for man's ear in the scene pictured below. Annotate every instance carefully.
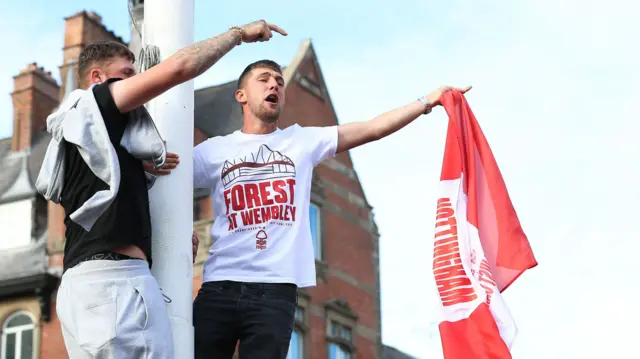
[235,89,247,104]
[89,68,104,86]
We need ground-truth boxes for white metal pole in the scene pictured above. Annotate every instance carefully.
[144,1,195,358]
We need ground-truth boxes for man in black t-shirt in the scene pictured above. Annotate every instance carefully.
[52,20,287,359]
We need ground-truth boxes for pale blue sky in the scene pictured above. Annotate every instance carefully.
[1,1,639,358]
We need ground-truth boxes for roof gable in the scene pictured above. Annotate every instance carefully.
[285,40,332,103]
[0,151,35,203]
[0,138,11,158]
[279,41,375,207]
[0,130,51,202]
[194,80,243,138]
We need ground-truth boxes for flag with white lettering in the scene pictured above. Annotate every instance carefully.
[432,91,537,359]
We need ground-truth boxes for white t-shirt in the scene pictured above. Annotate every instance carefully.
[193,124,338,287]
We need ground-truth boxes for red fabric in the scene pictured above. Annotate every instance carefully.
[440,91,537,292]
[439,303,510,359]
[436,91,537,358]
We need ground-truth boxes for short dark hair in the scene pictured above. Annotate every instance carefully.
[237,59,282,89]
[78,41,135,81]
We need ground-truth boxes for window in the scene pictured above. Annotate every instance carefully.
[330,321,352,341]
[286,307,306,359]
[328,343,351,359]
[1,312,35,359]
[0,199,33,250]
[327,321,353,359]
[309,203,322,260]
[33,195,48,239]
[193,199,201,221]
[325,300,357,359]
[287,328,303,358]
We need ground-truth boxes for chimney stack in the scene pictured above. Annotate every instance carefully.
[60,11,125,95]
[86,11,102,23]
[10,63,59,151]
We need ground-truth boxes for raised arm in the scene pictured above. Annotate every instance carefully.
[110,20,287,113]
[336,85,472,154]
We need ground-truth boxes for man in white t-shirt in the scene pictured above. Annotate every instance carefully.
[192,58,470,358]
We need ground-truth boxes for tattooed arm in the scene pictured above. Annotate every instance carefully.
[110,20,287,113]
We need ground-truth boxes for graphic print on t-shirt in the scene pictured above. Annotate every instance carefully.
[221,144,297,249]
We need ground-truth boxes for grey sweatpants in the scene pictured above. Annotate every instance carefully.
[56,259,174,359]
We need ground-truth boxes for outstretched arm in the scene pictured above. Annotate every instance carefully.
[336,85,471,154]
[111,20,287,113]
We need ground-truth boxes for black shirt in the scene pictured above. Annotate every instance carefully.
[61,78,152,271]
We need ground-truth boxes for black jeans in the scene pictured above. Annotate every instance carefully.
[193,280,298,359]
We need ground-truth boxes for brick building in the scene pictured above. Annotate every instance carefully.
[0,5,409,359]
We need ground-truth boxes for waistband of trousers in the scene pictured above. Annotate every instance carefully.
[62,258,151,282]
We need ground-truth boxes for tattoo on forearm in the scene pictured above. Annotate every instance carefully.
[174,31,241,78]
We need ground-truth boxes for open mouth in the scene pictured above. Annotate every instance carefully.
[265,94,279,104]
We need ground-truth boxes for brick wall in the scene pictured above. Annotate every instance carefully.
[194,127,214,220]
[280,47,382,359]
[40,298,66,359]
[59,11,127,92]
[10,64,59,151]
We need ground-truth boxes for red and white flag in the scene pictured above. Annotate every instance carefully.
[432,91,537,359]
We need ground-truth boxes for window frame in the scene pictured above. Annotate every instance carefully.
[1,311,36,359]
[326,320,355,359]
[309,170,329,281]
[325,300,358,358]
[193,198,202,221]
[309,201,323,261]
[328,341,352,359]
[287,291,310,359]
[288,326,304,359]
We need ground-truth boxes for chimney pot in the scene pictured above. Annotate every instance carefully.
[11,64,60,151]
[86,11,102,23]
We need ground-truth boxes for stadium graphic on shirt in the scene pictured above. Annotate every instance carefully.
[221,144,296,188]
[220,145,298,245]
